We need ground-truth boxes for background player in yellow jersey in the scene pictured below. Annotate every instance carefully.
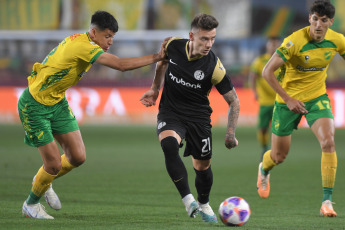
[19,11,169,219]
[257,0,345,217]
[249,37,280,161]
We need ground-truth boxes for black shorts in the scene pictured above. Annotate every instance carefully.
[157,111,212,160]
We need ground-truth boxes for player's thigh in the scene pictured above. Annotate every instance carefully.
[54,130,86,166]
[305,94,334,127]
[51,98,85,165]
[271,102,302,136]
[51,97,80,136]
[184,122,212,160]
[38,141,62,174]
[18,88,55,147]
[258,105,274,129]
[157,112,186,144]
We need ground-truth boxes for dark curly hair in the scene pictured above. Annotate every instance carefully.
[310,0,335,19]
[91,11,118,33]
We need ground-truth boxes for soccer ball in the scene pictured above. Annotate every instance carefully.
[218,196,251,226]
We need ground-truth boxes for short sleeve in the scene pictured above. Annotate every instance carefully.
[73,41,104,64]
[211,58,227,85]
[276,36,297,62]
[337,33,345,57]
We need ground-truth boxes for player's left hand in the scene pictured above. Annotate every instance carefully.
[225,133,238,149]
[157,37,172,60]
[140,89,159,107]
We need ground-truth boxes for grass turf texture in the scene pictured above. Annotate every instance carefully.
[0,124,344,229]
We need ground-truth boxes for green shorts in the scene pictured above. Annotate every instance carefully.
[258,105,274,129]
[17,88,79,147]
[271,94,333,136]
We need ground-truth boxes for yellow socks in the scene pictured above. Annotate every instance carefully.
[26,154,77,204]
[27,166,56,204]
[262,150,276,173]
[56,154,77,179]
[257,131,269,148]
[321,152,337,201]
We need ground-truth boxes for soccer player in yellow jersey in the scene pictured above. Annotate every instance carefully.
[249,37,280,161]
[257,0,345,217]
[19,11,169,219]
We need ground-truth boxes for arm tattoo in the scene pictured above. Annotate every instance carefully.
[222,89,240,136]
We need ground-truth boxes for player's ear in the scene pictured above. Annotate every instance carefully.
[329,18,334,26]
[189,32,194,41]
[90,27,97,38]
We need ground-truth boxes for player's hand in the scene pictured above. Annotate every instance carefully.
[285,97,308,114]
[140,89,159,107]
[225,133,238,149]
[157,37,172,60]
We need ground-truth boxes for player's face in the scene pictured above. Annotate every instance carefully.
[309,13,334,42]
[189,28,216,57]
[90,28,115,52]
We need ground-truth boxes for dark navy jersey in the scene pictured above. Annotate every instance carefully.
[159,37,233,122]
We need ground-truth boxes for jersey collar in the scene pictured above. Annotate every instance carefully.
[185,41,204,61]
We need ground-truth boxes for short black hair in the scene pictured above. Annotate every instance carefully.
[310,0,335,19]
[191,13,218,31]
[91,11,118,33]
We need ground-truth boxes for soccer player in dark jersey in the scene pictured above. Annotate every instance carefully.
[257,0,345,217]
[140,13,240,223]
[19,11,169,219]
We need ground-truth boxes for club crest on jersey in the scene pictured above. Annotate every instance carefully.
[194,70,204,80]
[324,51,332,60]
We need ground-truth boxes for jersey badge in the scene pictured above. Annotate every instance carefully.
[280,47,289,55]
[194,70,204,80]
[324,51,332,60]
[304,55,309,63]
[285,40,293,49]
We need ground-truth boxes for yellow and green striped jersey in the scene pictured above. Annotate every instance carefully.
[276,26,345,103]
[250,53,277,106]
[28,32,104,105]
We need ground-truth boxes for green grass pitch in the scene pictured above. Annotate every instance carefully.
[1,124,344,229]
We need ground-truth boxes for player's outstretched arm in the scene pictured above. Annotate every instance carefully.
[222,89,240,149]
[140,60,168,107]
[263,53,308,114]
[95,37,170,72]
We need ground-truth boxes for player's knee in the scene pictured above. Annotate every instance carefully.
[161,136,179,159]
[72,154,86,167]
[68,150,86,167]
[193,160,211,171]
[271,152,286,164]
[46,162,62,175]
[320,137,335,152]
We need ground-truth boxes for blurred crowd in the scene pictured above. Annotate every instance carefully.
[1,0,345,87]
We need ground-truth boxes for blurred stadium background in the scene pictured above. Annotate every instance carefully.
[1,0,345,127]
[2,2,345,228]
